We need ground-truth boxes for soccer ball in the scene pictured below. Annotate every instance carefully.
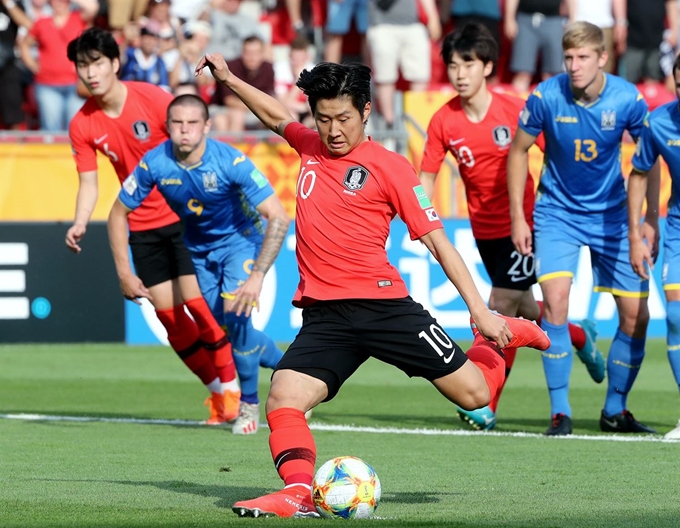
[312,456,381,519]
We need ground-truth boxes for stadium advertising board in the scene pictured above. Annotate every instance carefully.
[127,219,668,345]
[0,223,124,343]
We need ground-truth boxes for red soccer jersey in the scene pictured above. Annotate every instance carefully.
[284,122,444,307]
[421,92,538,240]
[69,82,178,231]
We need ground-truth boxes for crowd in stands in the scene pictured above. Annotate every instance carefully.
[0,0,679,132]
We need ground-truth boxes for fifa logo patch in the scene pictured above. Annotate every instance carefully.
[203,172,218,192]
[601,110,616,130]
[343,166,369,191]
[492,125,512,147]
[132,120,151,140]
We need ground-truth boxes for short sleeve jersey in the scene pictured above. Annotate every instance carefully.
[118,139,275,254]
[631,101,680,223]
[519,73,648,215]
[284,121,444,307]
[69,82,177,231]
[422,92,536,239]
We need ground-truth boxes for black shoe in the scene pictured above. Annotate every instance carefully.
[544,413,573,436]
[599,410,658,433]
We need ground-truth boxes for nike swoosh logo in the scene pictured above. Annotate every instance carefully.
[602,417,618,429]
[449,138,465,146]
[483,416,494,425]
[94,134,108,145]
[510,275,531,282]
[443,350,455,363]
[307,160,321,165]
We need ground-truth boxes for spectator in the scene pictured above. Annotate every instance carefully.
[211,35,275,131]
[505,0,570,93]
[621,0,678,85]
[324,0,368,64]
[440,0,502,48]
[140,0,180,52]
[568,0,627,74]
[120,23,171,91]
[169,0,208,23]
[367,0,441,129]
[275,35,314,126]
[23,0,51,20]
[204,0,264,62]
[107,0,148,33]
[164,20,212,91]
[172,80,198,95]
[0,0,31,130]
[18,0,98,131]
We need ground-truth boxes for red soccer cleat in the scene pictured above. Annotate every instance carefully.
[232,484,320,518]
[470,313,550,351]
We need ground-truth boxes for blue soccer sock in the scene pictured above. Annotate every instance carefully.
[225,312,284,404]
[540,321,573,417]
[603,328,646,416]
[666,300,680,393]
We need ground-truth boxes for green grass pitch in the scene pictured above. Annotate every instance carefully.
[1,340,680,527]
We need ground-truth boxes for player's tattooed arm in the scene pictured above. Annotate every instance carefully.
[254,215,290,274]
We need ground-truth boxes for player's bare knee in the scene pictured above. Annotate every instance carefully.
[457,385,491,411]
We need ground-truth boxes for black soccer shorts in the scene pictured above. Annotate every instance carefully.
[128,222,196,288]
[476,235,537,291]
[275,297,468,401]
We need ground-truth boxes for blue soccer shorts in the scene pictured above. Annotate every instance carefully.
[663,214,680,292]
[191,233,262,320]
[533,206,648,297]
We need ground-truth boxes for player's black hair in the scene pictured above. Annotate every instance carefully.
[441,23,498,67]
[296,62,371,117]
[673,53,680,77]
[167,94,209,122]
[67,27,120,64]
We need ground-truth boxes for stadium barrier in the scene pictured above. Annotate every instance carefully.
[0,220,666,343]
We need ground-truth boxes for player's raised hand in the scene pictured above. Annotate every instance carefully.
[118,273,153,305]
[511,217,533,256]
[65,223,86,253]
[195,52,230,83]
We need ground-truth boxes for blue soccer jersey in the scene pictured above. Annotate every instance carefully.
[118,139,275,253]
[519,73,648,215]
[632,100,680,224]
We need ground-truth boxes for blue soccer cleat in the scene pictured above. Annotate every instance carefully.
[457,405,497,431]
[575,319,605,383]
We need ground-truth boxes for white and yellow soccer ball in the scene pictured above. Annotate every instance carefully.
[312,456,381,519]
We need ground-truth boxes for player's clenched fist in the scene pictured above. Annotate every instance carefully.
[195,53,231,83]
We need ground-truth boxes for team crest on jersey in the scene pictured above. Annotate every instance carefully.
[492,125,512,147]
[132,120,151,140]
[343,166,369,191]
[601,110,616,130]
[203,172,218,192]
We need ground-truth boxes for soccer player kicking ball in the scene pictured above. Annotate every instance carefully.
[195,53,550,518]
[419,23,604,432]
[508,21,660,436]
[66,27,241,426]
[629,53,680,440]
[109,94,290,435]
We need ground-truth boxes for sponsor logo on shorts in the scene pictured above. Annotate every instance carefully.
[377,280,392,287]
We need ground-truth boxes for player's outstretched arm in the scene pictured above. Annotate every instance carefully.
[420,228,513,348]
[107,200,152,305]
[226,195,291,318]
[195,53,295,137]
[507,127,537,256]
[65,170,98,253]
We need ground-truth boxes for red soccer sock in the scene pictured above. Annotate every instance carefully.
[466,336,506,404]
[535,300,586,350]
[156,306,219,386]
[184,297,237,383]
[268,408,316,487]
[489,347,516,413]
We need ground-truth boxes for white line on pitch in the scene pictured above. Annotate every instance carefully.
[1,413,678,443]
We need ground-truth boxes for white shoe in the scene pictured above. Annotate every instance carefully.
[232,402,259,435]
[665,420,680,439]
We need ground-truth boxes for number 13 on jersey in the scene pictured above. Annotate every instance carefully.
[574,139,598,162]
